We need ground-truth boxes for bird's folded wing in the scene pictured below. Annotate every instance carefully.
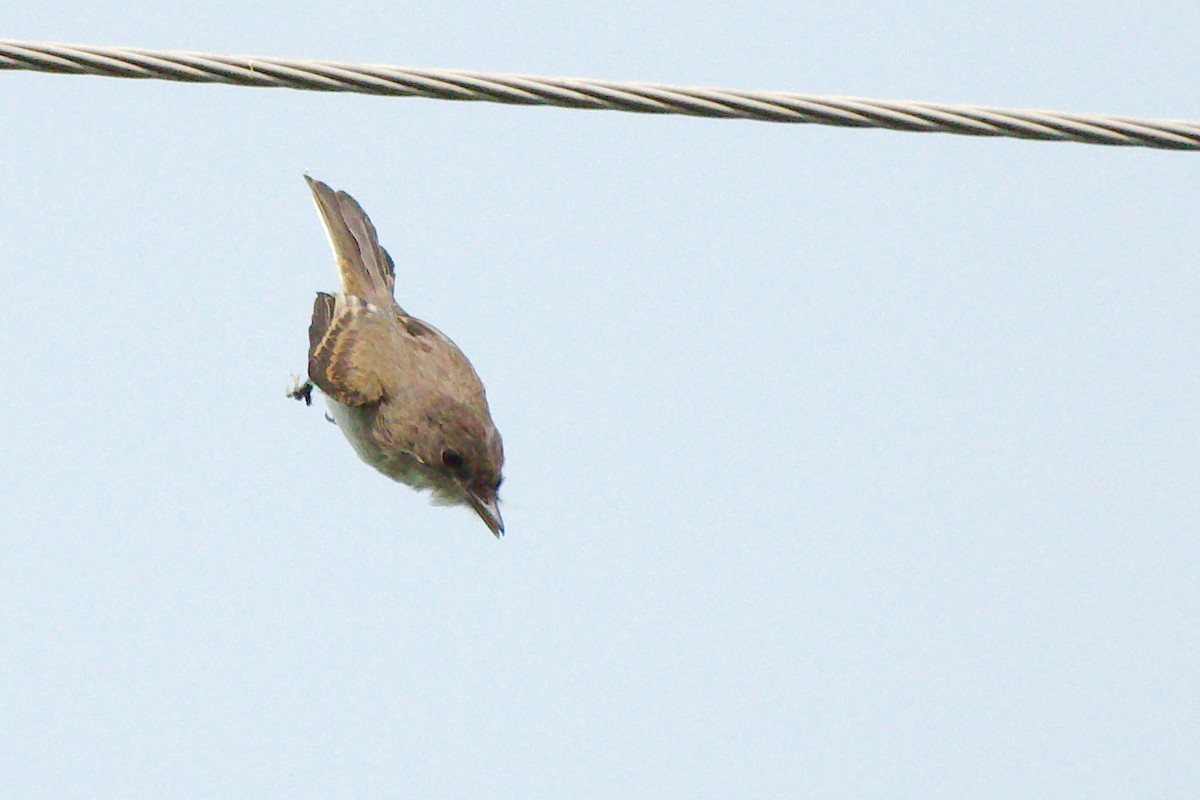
[307,292,396,406]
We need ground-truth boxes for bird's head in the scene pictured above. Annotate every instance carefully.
[416,396,505,537]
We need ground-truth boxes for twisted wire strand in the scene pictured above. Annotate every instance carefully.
[3,39,1198,151]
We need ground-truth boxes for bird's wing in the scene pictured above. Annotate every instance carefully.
[305,175,398,307]
[306,292,398,406]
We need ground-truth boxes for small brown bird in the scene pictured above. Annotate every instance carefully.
[290,176,505,537]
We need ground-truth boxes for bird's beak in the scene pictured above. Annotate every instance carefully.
[465,491,504,538]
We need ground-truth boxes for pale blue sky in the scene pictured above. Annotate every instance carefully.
[2,3,1198,798]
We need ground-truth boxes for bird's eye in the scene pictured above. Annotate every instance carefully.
[441,450,464,470]
[494,476,504,491]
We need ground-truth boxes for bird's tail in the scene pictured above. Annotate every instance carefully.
[304,175,397,305]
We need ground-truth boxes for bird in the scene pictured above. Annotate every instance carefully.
[289,176,505,537]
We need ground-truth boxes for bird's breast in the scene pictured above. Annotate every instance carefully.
[324,396,440,491]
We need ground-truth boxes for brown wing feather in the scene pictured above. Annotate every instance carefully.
[307,295,394,407]
[308,292,336,355]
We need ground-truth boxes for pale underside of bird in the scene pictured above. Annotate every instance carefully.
[289,176,505,537]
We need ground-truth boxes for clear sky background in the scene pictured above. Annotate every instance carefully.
[2,3,1198,798]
